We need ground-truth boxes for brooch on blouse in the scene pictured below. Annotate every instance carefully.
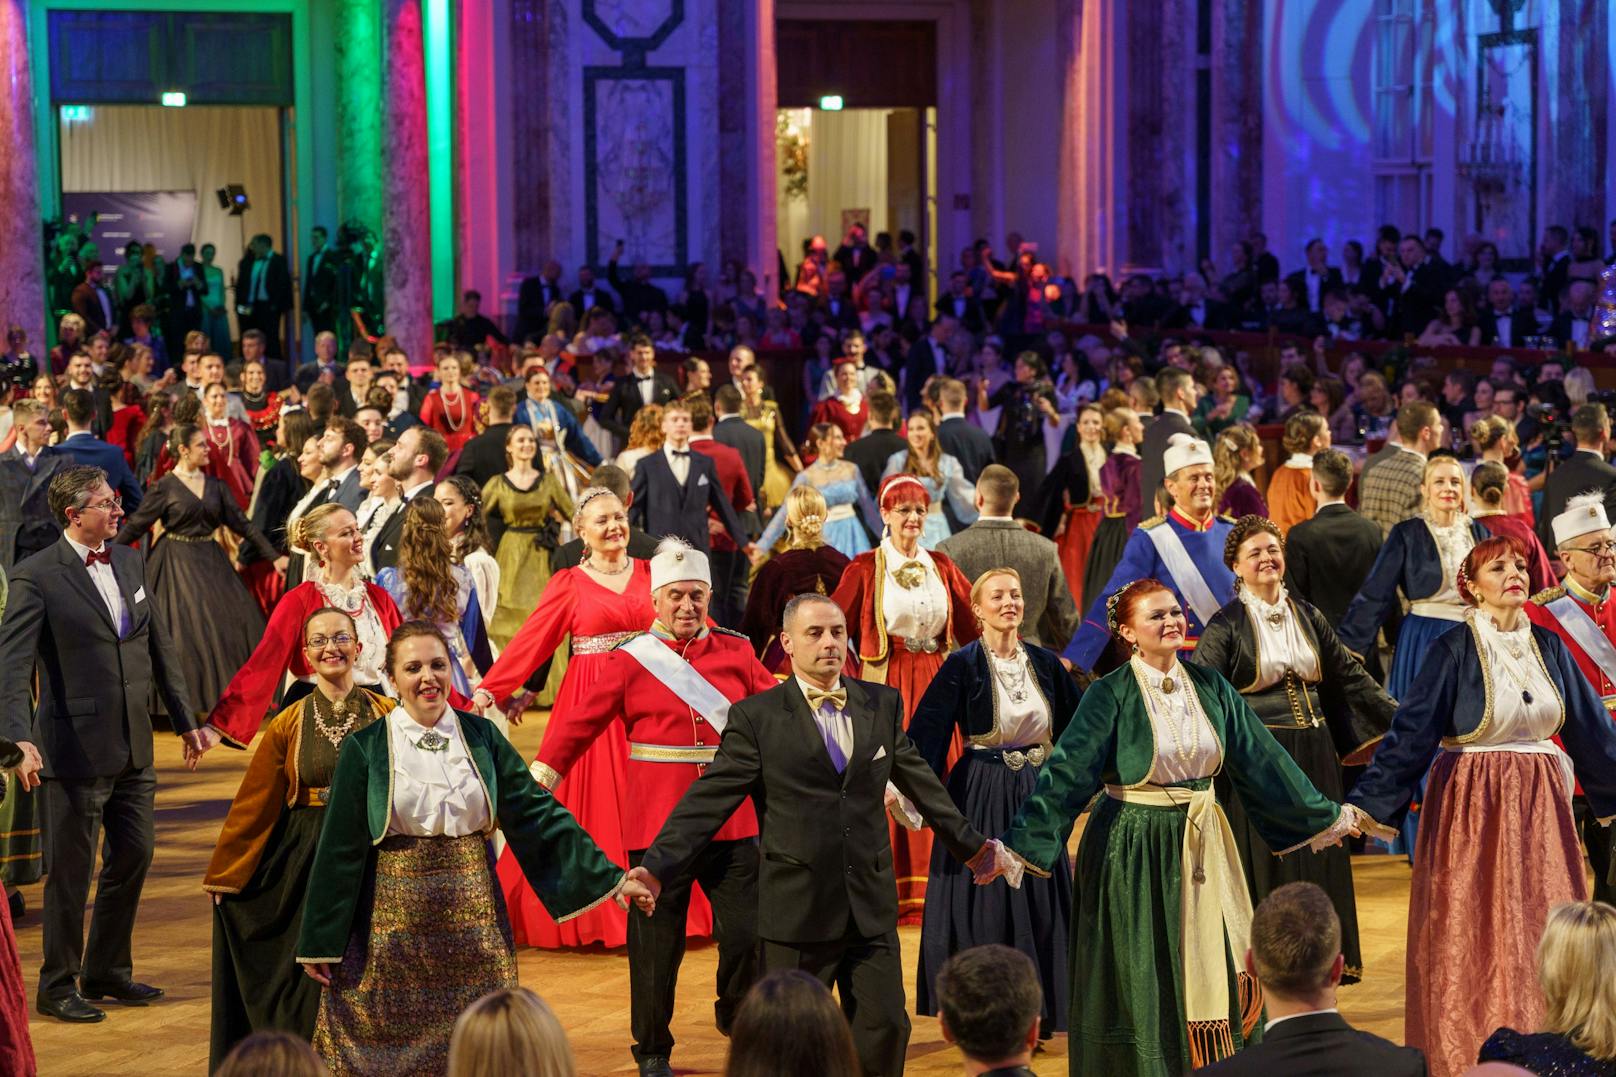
[414,730,451,752]
[893,561,927,590]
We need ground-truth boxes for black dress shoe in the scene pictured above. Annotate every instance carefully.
[6,889,21,920]
[37,993,106,1023]
[80,980,164,1005]
[637,1057,674,1077]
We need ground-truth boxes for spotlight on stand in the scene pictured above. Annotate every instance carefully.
[215,185,250,216]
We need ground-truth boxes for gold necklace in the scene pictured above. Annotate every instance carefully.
[584,554,630,576]
[311,690,361,748]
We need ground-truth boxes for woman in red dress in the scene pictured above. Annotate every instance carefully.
[237,358,284,445]
[474,485,713,948]
[201,381,261,510]
[830,473,978,924]
[807,359,869,443]
[1056,403,1106,607]
[419,352,481,454]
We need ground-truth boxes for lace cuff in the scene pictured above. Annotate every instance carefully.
[885,782,923,831]
[1275,804,1391,856]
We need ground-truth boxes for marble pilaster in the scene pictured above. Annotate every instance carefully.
[1210,0,1263,268]
[334,0,385,239]
[511,0,571,273]
[383,0,433,363]
[1542,0,1607,234]
[0,0,44,349]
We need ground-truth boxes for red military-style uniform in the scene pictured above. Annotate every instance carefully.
[533,622,777,850]
[1527,577,1616,707]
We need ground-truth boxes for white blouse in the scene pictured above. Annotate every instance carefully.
[1239,586,1321,690]
[385,706,492,837]
[985,646,1051,748]
[1471,614,1560,744]
[1421,514,1476,613]
[460,546,501,632]
[880,538,949,641]
[1132,656,1221,783]
[316,576,389,689]
[1079,442,1106,500]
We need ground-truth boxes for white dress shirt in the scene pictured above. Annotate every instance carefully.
[796,676,853,771]
[65,534,130,635]
[385,706,492,837]
[879,538,948,641]
[635,370,657,406]
[1239,586,1321,690]
[663,443,692,485]
[1265,1007,1339,1033]
[1131,656,1220,782]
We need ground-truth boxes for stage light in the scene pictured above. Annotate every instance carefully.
[819,95,844,111]
[60,105,92,123]
[161,91,187,107]
[215,185,250,216]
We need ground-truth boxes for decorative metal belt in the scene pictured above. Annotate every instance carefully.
[972,743,1051,770]
[891,634,940,654]
[628,743,717,764]
[1277,670,1326,729]
[294,786,330,807]
[573,631,638,655]
[162,533,213,543]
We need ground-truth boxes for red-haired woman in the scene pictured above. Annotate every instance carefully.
[831,473,978,923]
[993,578,1362,1075]
[1346,534,1616,1077]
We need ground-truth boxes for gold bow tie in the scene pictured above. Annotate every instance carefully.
[893,560,927,590]
[806,687,847,712]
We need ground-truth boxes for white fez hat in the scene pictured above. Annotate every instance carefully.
[1163,433,1214,477]
[1552,491,1612,548]
[649,535,711,590]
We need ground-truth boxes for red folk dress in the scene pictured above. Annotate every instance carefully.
[831,540,977,924]
[419,386,482,453]
[477,560,715,947]
[204,417,262,510]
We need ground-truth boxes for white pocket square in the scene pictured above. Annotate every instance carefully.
[872,745,887,761]
[134,587,146,604]
[697,474,709,486]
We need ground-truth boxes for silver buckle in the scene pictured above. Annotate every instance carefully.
[903,637,938,654]
[1001,745,1048,771]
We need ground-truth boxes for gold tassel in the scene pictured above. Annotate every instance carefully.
[1187,1020,1235,1069]
[1238,971,1264,1038]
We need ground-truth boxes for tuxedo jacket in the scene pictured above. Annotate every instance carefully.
[0,537,197,779]
[369,486,423,571]
[1479,307,1531,347]
[314,466,367,514]
[1538,449,1616,553]
[1284,503,1384,626]
[846,428,908,495]
[641,676,986,942]
[453,422,517,490]
[56,433,144,511]
[1196,1012,1426,1076]
[904,336,952,411]
[936,416,996,484]
[302,248,339,322]
[0,446,69,569]
[1284,266,1346,311]
[236,250,293,312]
[630,450,750,555]
[713,415,766,498]
[933,294,986,335]
[600,372,680,439]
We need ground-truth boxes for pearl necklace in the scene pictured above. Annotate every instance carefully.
[439,386,468,431]
[1135,657,1204,775]
[583,554,630,576]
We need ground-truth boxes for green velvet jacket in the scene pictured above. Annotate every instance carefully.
[295,708,624,963]
[1004,660,1341,873]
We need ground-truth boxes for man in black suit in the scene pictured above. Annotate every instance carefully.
[601,335,679,442]
[934,945,1042,1077]
[1285,450,1384,626]
[1198,883,1427,1076]
[70,261,116,336]
[846,391,907,495]
[934,273,985,335]
[606,242,669,327]
[0,400,69,569]
[712,385,766,501]
[1541,224,1571,312]
[1138,368,1199,504]
[454,385,520,489]
[1386,235,1443,337]
[1165,272,1231,331]
[1477,278,1528,347]
[235,233,293,360]
[302,225,339,336]
[1251,230,1281,283]
[629,400,752,558]
[516,259,566,343]
[0,466,208,1023]
[833,223,879,284]
[934,378,995,483]
[1538,404,1616,554]
[309,417,369,513]
[630,594,997,1077]
[1549,279,1597,350]
[905,313,957,413]
[568,264,616,321]
[1284,238,1345,314]
[370,425,449,571]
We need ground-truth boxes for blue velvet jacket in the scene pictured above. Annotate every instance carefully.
[513,396,603,467]
[1347,618,1616,826]
[1336,516,1490,656]
[907,640,1084,775]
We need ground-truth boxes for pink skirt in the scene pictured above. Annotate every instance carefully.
[1405,748,1588,1077]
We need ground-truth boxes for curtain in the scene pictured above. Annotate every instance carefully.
[58,105,285,342]
[778,108,891,275]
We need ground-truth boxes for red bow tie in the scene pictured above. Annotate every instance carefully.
[84,549,111,567]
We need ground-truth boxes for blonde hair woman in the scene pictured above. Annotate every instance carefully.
[448,988,576,1077]
[1212,423,1268,519]
[1469,414,1535,523]
[1478,901,1616,1071]
[741,485,852,674]
[614,402,664,475]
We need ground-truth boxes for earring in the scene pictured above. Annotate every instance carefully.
[1130,642,1139,655]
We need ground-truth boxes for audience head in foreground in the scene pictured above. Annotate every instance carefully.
[447,987,576,1077]
[215,1030,330,1077]
[723,970,859,1077]
[935,944,1042,1074]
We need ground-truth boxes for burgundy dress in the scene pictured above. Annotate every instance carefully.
[1476,512,1557,594]
[1217,476,1268,519]
[740,545,851,674]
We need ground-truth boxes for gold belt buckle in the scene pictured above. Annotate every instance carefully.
[903,637,938,654]
[307,787,329,806]
[1001,745,1048,771]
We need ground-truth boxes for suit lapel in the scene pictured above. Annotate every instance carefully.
[785,678,846,783]
[57,539,116,634]
[839,679,879,789]
[111,546,145,635]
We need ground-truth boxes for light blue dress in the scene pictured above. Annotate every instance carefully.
[756,461,881,558]
[374,563,491,698]
[880,451,979,549]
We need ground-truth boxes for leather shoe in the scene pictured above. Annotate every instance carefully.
[6,889,21,920]
[80,980,164,1005]
[37,992,106,1023]
[637,1058,674,1077]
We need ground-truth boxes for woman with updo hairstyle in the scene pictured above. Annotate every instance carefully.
[1470,413,1535,523]
[1479,900,1616,1075]
[448,987,576,1077]
[1346,534,1616,1077]
[205,607,392,1067]
[295,622,646,1077]
[1470,460,1555,593]
[741,485,852,675]
[374,496,492,698]
[473,487,694,950]
[753,420,879,559]
[1212,423,1269,519]
[113,422,281,714]
[995,577,1363,1074]
[1192,515,1395,985]
[907,567,1084,1038]
[1265,411,1330,535]
[207,503,403,747]
[832,473,979,921]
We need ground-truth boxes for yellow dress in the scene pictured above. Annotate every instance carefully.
[744,400,795,511]
[481,470,575,648]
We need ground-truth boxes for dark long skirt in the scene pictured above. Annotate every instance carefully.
[917,749,1071,1032]
[1083,516,1131,611]
[1218,722,1363,983]
[148,536,266,714]
[210,806,325,1072]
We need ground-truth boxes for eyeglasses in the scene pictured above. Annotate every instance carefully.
[1564,541,1616,556]
[305,634,356,650]
[77,495,122,514]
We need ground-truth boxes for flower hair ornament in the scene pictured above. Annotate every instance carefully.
[1105,588,1126,634]
[1455,561,1477,605]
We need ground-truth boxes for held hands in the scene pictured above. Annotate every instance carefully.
[181,725,221,771]
[622,866,660,916]
[966,839,1026,888]
[10,741,43,791]
[302,962,333,987]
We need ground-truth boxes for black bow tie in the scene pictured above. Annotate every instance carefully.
[637,375,656,384]
[670,450,690,457]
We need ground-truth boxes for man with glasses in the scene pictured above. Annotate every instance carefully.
[0,466,206,1023]
[1528,491,1616,902]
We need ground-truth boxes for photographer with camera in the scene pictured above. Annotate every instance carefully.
[1537,402,1616,555]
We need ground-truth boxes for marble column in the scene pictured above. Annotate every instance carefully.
[1210,0,1263,269]
[510,0,570,274]
[717,0,776,279]
[0,0,44,350]
[334,0,385,239]
[383,0,433,364]
[1542,0,1607,233]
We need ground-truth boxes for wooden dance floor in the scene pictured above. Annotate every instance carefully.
[14,716,1415,1075]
